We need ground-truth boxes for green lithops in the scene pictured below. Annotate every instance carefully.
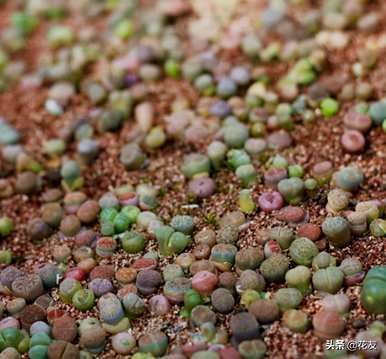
[312,267,344,294]
[322,216,352,248]
[273,288,303,311]
[265,226,294,249]
[282,309,310,333]
[260,254,290,283]
[120,231,146,253]
[236,164,258,188]
[0,216,13,237]
[360,266,386,315]
[289,237,319,266]
[181,153,211,178]
[227,149,251,170]
[170,215,195,234]
[369,218,386,236]
[334,166,364,192]
[223,123,249,148]
[120,143,146,171]
[210,244,238,271]
[239,189,256,213]
[207,141,227,170]
[339,257,362,277]
[155,226,190,256]
[277,177,304,205]
[285,265,312,295]
[312,252,337,270]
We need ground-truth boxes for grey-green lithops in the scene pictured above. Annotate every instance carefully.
[312,267,344,294]
[322,216,352,248]
[289,237,319,266]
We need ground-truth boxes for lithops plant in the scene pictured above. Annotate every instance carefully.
[277,177,305,205]
[333,166,364,192]
[369,218,386,237]
[355,200,380,223]
[285,266,312,295]
[289,237,319,266]
[322,216,352,248]
[260,254,290,283]
[235,247,264,271]
[273,288,303,311]
[312,252,337,271]
[312,310,345,339]
[282,309,310,333]
[326,189,350,214]
[346,211,367,235]
[360,266,386,315]
[312,267,344,294]
[265,226,295,249]
[321,294,351,315]
[210,244,238,271]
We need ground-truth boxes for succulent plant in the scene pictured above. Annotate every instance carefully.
[248,299,280,324]
[227,149,251,170]
[236,164,259,188]
[277,177,305,205]
[238,339,267,359]
[369,218,386,236]
[122,293,145,318]
[211,288,235,313]
[265,226,294,250]
[273,288,303,311]
[170,215,195,234]
[322,216,352,248]
[223,123,249,148]
[120,231,145,254]
[321,294,351,315]
[346,211,367,235]
[339,257,362,277]
[239,189,256,213]
[181,153,211,178]
[333,166,364,192]
[235,247,264,271]
[190,305,217,327]
[282,309,310,333]
[230,312,260,344]
[356,201,380,223]
[210,244,238,271]
[313,310,346,340]
[285,265,312,295]
[289,237,319,266]
[360,266,386,315]
[98,293,125,325]
[326,189,350,214]
[260,254,290,283]
[312,252,337,270]
[155,225,190,256]
[138,331,168,357]
[312,267,344,294]
[237,270,266,292]
[207,141,228,170]
[164,277,192,304]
